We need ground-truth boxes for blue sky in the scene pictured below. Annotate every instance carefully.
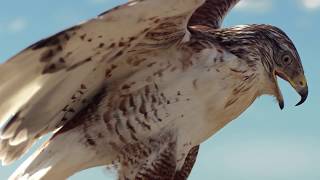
[0,0,319,179]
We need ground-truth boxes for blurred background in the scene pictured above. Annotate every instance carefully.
[0,0,319,179]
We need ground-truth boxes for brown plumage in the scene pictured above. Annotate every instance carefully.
[189,0,240,28]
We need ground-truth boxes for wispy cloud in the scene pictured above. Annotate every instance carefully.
[7,18,28,33]
[301,0,320,9]
[235,0,273,13]
[233,0,320,13]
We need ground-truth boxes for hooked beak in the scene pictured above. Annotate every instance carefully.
[273,70,308,110]
[295,80,308,106]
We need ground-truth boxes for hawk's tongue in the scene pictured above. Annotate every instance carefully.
[275,71,289,81]
[274,72,285,110]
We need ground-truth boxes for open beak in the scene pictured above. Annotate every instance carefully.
[295,80,308,106]
[273,71,285,109]
[274,70,308,110]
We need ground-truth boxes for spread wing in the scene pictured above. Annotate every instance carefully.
[0,0,240,165]
[174,146,200,180]
[0,0,209,165]
[189,0,240,28]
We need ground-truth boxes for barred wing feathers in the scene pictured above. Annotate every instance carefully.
[189,0,240,28]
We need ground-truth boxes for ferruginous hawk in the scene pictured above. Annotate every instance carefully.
[0,0,308,179]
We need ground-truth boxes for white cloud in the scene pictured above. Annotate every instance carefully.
[7,18,28,33]
[301,0,320,9]
[235,0,272,13]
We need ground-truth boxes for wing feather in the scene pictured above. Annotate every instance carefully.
[174,146,200,180]
[189,0,240,28]
[0,0,207,164]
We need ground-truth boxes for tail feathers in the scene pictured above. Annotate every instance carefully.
[9,133,102,180]
[0,139,34,166]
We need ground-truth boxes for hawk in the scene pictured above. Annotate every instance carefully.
[0,0,308,179]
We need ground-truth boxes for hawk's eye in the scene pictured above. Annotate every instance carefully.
[282,55,292,65]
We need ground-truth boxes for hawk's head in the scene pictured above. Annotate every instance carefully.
[256,25,308,109]
[213,24,308,109]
